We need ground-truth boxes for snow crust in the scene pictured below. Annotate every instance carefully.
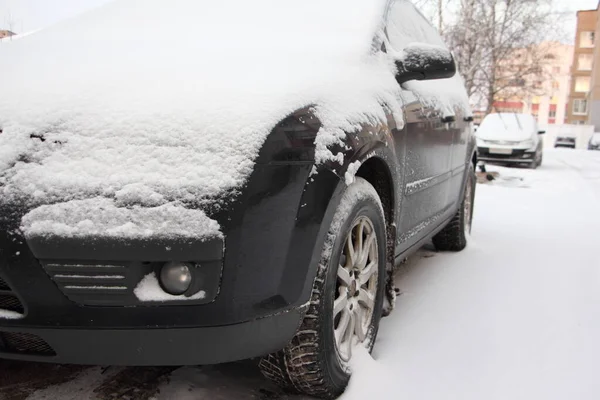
[0,0,469,240]
[20,198,222,240]
[134,272,206,302]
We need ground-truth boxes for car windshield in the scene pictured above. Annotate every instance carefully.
[477,113,535,137]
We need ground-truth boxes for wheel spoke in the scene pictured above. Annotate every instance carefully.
[358,233,376,268]
[345,234,356,266]
[357,288,375,311]
[337,265,353,287]
[358,260,377,285]
[333,291,349,318]
[345,309,356,359]
[354,307,367,341]
[335,308,351,345]
[356,221,364,264]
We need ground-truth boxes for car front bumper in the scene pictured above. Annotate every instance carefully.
[0,306,304,365]
[555,141,576,148]
[0,163,343,366]
[477,147,536,163]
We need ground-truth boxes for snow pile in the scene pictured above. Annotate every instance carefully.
[20,198,222,240]
[0,0,469,240]
[134,272,206,302]
[345,161,363,185]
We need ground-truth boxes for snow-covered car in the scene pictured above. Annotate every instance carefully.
[476,113,545,169]
[588,133,600,150]
[555,136,577,149]
[0,1,475,397]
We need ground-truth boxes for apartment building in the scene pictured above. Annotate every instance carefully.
[567,9,598,125]
[493,42,573,125]
[588,2,600,129]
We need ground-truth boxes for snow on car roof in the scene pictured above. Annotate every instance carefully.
[0,0,469,240]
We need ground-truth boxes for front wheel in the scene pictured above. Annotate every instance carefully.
[433,163,476,252]
[259,177,386,399]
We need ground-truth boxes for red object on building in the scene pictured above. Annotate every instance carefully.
[493,101,524,111]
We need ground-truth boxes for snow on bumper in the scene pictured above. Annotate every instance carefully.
[20,197,222,241]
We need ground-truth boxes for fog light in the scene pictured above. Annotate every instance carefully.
[160,262,193,295]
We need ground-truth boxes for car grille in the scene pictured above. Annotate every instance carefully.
[0,275,25,315]
[0,331,56,356]
[479,148,527,158]
[484,139,521,146]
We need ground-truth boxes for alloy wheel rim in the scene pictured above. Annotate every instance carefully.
[333,216,378,363]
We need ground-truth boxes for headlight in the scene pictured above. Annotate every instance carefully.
[521,140,534,148]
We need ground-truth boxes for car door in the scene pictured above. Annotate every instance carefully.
[385,0,455,249]
[448,109,470,208]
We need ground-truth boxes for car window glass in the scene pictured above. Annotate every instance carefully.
[386,0,445,52]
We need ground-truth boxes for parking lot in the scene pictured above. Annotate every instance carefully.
[1,148,599,399]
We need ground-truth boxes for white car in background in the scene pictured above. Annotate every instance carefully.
[476,113,545,169]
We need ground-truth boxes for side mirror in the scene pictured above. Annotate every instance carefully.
[395,44,457,84]
[538,130,546,135]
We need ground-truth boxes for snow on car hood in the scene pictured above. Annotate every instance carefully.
[0,0,468,241]
[476,113,536,142]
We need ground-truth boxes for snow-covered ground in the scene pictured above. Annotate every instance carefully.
[1,149,599,400]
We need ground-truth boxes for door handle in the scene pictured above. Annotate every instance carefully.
[464,116,474,122]
[441,116,456,123]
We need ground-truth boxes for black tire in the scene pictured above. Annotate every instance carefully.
[432,163,476,252]
[528,160,538,169]
[529,148,542,169]
[259,177,387,399]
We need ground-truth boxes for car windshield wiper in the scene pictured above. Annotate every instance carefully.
[513,113,523,130]
[497,112,509,130]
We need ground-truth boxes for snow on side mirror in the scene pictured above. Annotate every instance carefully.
[395,43,457,84]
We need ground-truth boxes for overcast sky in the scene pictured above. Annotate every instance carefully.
[0,0,112,33]
[0,0,599,39]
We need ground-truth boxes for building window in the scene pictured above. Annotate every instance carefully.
[552,81,560,90]
[578,54,593,71]
[575,76,591,92]
[573,99,588,115]
[549,110,557,118]
[574,120,586,125]
[552,66,561,74]
[580,31,595,48]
